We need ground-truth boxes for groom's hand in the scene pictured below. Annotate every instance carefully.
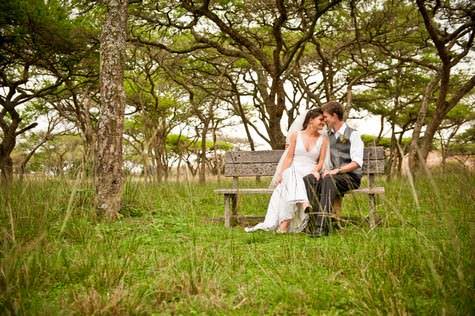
[323,168,339,177]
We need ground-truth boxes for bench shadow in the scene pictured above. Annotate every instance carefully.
[207,214,383,229]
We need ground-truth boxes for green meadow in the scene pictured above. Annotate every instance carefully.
[1,166,474,315]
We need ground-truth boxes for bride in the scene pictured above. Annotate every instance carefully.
[245,108,331,233]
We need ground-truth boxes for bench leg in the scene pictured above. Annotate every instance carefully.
[332,197,342,229]
[224,194,238,228]
[368,194,376,228]
[333,197,342,219]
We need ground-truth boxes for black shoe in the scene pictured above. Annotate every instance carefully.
[332,218,343,230]
[304,205,312,214]
[305,228,328,238]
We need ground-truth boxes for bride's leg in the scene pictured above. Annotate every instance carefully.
[301,201,309,209]
[300,201,312,214]
[278,219,290,232]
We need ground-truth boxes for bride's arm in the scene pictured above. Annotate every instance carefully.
[276,132,297,182]
[313,136,328,174]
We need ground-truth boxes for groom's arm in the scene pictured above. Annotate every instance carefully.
[349,131,364,169]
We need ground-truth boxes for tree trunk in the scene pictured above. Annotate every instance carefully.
[153,136,167,183]
[408,75,439,171]
[0,141,15,185]
[19,139,48,181]
[0,105,21,185]
[82,124,96,178]
[388,124,397,179]
[212,124,221,183]
[176,159,182,183]
[198,123,209,184]
[234,93,256,150]
[0,155,13,185]
[95,0,128,219]
[267,79,286,149]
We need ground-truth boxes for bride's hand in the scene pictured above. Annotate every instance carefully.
[276,174,283,184]
[312,170,320,180]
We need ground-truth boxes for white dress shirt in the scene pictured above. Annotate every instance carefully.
[333,123,364,168]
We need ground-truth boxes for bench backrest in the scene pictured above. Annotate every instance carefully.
[224,146,385,177]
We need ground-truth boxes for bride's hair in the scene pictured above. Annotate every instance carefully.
[302,108,323,130]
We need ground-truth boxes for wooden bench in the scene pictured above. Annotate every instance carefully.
[215,146,385,228]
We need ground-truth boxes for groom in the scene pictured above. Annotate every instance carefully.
[303,101,364,237]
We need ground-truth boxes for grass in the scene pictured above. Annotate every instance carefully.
[0,166,474,315]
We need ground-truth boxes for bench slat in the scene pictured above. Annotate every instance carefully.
[225,147,384,163]
[224,163,279,177]
[362,160,385,174]
[225,150,285,163]
[363,147,385,160]
[224,159,385,177]
[224,147,385,177]
[347,187,385,195]
[214,188,274,194]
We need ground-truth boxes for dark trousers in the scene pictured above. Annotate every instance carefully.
[303,172,361,234]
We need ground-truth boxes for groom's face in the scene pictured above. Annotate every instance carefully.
[323,111,337,129]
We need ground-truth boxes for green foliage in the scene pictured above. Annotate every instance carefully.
[361,134,411,148]
[0,0,93,65]
[166,134,233,152]
[20,134,84,175]
[449,125,475,155]
[1,169,474,314]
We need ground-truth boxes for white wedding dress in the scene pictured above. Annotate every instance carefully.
[245,132,327,233]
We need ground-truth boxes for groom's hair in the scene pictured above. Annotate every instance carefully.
[322,101,344,120]
[302,108,323,130]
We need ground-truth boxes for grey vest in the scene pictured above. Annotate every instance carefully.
[328,126,362,176]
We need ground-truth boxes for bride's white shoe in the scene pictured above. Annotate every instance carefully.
[244,226,255,233]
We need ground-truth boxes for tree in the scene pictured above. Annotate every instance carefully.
[15,109,71,180]
[124,46,193,183]
[95,0,128,219]
[408,0,475,169]
[0,0,89,184]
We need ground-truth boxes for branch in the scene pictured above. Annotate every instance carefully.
[281,0,342,74]
[15,122,38,136]
[446,74,475,111]
[416,0,449,64]
[180,1,273,72]
[129,37,212,54]
[449,27,475,67]
[445,20,475,43]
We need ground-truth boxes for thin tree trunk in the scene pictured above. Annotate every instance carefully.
[199,124,209,184]
[19,139,49,181]
[95,0,128,219]
[388,124,397,179]
[265,79,286,149]
[176,159,182,183]
[234,93,256,150]
[376,115,385,143]
[212,124,221,183]
[408,75,439,171]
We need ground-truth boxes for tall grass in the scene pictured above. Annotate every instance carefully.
[0,166,473,315]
